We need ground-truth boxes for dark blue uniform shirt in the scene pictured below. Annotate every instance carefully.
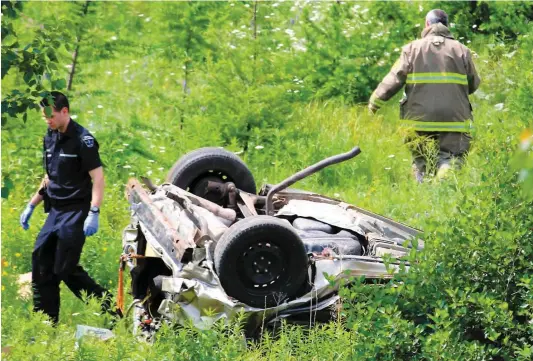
[43,119,102,205]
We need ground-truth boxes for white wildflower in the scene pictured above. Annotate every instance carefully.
[111,36,117,41]
[388,154,395,158]
[106,71,112,75]
[504,51,516,59]
[123,165,131,169]
[255,145,264,150]
[145,17,151,22]
[71,115,78,119]
[87,110,93,114]
[494,103,504,111]
[97,104,103,109]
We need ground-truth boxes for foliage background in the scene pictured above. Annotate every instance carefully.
[1,1,532,360]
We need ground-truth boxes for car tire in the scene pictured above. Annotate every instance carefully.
[167,147,256,203]
[214,215,309,308]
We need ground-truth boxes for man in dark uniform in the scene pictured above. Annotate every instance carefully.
[19,91,114,324]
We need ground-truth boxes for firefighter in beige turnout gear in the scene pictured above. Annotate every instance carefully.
[369,9,481,182]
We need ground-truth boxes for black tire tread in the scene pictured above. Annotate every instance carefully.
[166,147,256,194]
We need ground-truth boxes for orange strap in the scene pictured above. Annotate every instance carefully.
[116,254,147,314]
[117,260,125,314]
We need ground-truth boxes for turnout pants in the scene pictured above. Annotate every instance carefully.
[408,131,471,181]
[32,204,109,324]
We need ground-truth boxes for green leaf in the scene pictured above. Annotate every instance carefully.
[23,71,34,84]
[44,105,53,118]
[53,78,66,90]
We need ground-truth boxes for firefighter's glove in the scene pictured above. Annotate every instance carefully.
[84,211,99,236]
[20,203,35,230]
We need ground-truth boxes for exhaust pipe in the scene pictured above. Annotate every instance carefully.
[266,146,361,215]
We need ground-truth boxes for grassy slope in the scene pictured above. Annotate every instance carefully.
[1,2,531,360]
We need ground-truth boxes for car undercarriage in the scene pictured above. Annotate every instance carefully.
[119,146,423,340]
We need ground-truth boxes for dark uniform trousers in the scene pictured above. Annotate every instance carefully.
[32,203,109,324]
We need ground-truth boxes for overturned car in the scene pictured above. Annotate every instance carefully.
[120,146,422,338]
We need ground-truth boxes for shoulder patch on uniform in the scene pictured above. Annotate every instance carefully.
[82,135,95,148]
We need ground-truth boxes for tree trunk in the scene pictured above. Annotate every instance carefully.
[243,1,258,152]
[67,1,90,91]
[180,27,193,130]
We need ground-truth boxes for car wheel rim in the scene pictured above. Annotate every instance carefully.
[239,241,285,288]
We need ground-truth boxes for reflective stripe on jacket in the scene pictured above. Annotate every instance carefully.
[369,23,481,132]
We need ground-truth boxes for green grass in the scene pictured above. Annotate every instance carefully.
[2,2,532,360]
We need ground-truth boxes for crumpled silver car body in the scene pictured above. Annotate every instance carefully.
[120,147,422,338]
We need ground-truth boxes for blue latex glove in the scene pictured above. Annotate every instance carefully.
[83,211,99,236]
[20,204,35,230]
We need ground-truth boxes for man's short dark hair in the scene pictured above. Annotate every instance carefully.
[40,91,69,111]
[426,9,449,27]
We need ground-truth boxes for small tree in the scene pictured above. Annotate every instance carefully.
[160,1,217,129]
[1,0,73,126]
[67,0,92,91]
